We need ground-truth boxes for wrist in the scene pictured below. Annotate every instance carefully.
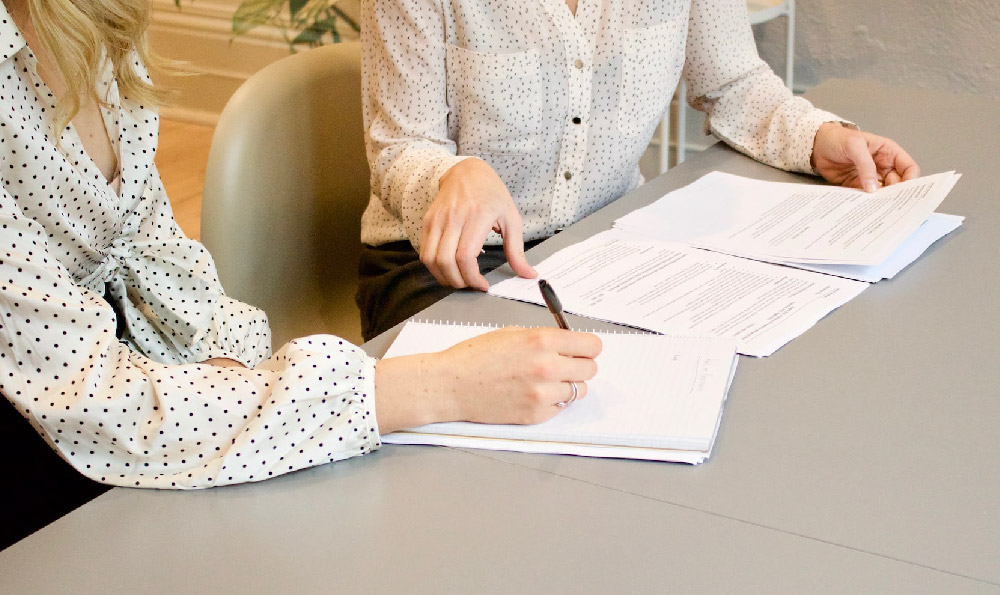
[811,122,838,171]
[811,121,859,172]
[202,357,246,368]
[439,157,488,188]
[374,354,460,434]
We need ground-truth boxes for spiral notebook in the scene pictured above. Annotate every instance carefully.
[381,321,739,464]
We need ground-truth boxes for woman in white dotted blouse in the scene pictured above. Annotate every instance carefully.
[0,0,602,547]
[356,0,921,339]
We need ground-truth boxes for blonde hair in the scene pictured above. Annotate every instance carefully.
[27,0,172,133]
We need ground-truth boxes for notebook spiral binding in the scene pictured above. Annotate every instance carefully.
[407,318,673,336]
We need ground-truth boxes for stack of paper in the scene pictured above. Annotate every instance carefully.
[490,172,962,356]
[381,321,739,464]
[614,171,963,282]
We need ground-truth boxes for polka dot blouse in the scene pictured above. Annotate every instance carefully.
[0,9,380,489]
[360,0,846,249]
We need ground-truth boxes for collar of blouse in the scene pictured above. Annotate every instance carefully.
[0,5,27,60]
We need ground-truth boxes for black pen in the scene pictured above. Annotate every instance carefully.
[538,279,571,330]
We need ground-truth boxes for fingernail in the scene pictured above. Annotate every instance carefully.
[864,180,878,193]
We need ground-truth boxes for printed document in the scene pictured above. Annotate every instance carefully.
[614,171,961,268]
[489,230,867,357]
[787,213,963,282]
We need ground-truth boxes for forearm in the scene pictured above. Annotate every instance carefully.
[705,72,844,173]
[1,204,380,489]
[373,354,458,434]
[362,0,470,244]
[7,337,381,489]
[372,146,473,246]
[685,0,846,173]
[373,326,603,433]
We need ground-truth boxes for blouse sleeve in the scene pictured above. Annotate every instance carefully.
[685,0,849,173]
[117,168,273,370]
[0,188,381,489]
[361,0,471,248]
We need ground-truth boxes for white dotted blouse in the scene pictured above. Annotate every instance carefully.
[0,9,380,489]
[360,0,846,249]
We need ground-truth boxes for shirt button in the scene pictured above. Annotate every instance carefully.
[572,116,582,124]
[564,171,573,180]
[574,59,585,69]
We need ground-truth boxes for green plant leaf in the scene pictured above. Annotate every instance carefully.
[288,0,308,19]
[232,0,285,35]
[314,15,341,43]
[329,4,359,32]
[291,23,324,46]
[230,0,360,47]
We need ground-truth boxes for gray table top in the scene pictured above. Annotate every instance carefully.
[2,79,998,594]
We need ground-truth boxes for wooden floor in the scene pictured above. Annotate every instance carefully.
[156,118,215,240]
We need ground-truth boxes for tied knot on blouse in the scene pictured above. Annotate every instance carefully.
[77,211,221,347]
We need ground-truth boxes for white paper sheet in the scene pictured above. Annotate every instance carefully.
[784,213,964,282]
[615,171,961,267]
[380,321,739,464]
[489,230,868,357]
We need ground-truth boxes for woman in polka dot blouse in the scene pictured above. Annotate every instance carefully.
[356,0,921,339]
[0,0,601,547]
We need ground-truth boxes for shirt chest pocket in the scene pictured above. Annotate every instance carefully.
[446,44,542,155]
[617,18,687,137]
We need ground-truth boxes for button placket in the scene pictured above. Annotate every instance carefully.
[536,0,595,235]
[552,26,592,232]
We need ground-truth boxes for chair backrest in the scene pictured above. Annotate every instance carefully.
[201,42,368,346]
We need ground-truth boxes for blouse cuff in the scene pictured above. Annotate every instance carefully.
[792,108,858,175]
[389,150,474,250]
[188,295,272,368]
[262,336,383,463]
[357,355,382,452]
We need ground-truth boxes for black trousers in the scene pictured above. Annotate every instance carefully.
[1,397,111,550]
[356,240,542,341]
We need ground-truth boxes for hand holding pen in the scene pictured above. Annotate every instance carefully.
[537,279,595,407]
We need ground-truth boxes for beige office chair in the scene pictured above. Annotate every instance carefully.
[201,42,368,347]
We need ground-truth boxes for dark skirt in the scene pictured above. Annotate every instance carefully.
[355,239,541,341]
[1,397,111,550]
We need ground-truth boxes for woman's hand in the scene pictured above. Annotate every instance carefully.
[420,158,537,291]
[812,123,921,192]
[373,327,602,434]
[202,358,245,368]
